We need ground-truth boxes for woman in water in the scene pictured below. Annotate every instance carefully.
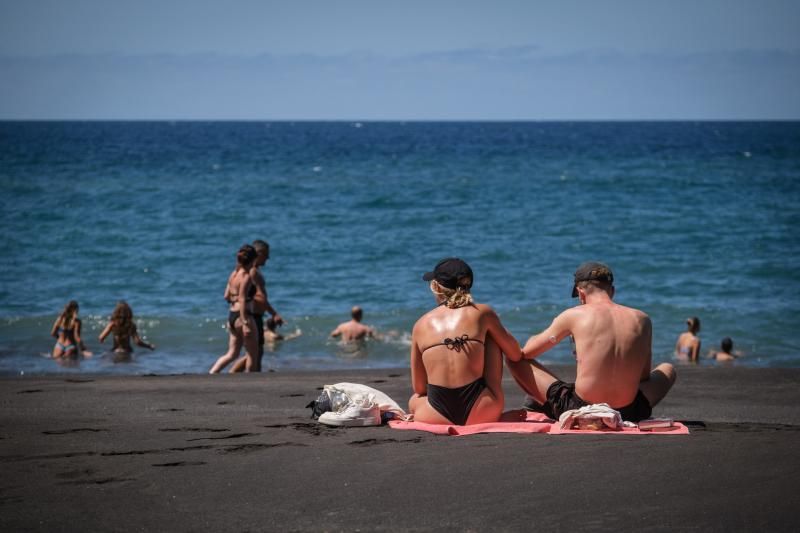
[98,301,155,354]
[210,244,259,373]
[50,300,88,358]
[408,258,523,425]
[675,316,701,363]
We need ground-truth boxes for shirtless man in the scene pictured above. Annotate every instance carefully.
[708,337,739,362]
[330,306,376,342]
[506,262,676,422]
[231,239,283,373]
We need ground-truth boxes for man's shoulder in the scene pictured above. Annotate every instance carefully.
[619,303,650,321]
[250,267,265,283]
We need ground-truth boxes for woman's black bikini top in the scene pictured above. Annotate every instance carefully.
[422,334,484,353]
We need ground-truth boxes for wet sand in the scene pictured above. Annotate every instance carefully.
[1,365,799,532]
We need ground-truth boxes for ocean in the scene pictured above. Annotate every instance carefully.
[1,121,798,375]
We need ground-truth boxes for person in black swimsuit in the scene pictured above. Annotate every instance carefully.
[230,239,284,373]
[98,301,155,359]
[408,258,523,425]
[209,244,259,373]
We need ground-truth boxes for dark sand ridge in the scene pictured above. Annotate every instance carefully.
[1,366,798,532]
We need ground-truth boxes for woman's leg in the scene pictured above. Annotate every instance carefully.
[210,330,242,374]
[466,337,504,424]
[52,343,64,358]
[242,319,260,372]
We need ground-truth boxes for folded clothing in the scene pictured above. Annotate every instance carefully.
[558,403,636,430]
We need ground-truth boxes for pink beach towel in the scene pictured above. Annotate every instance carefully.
[388,409,552,436]
[388,410,690,436]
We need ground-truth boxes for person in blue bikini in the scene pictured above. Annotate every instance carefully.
[675,317,701,363]
[408,258,523,425]
[51,300,89,359]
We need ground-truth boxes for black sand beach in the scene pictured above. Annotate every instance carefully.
[2,366,799,532]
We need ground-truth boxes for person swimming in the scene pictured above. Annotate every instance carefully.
[408,258,522,425]
[98,300,155,355]
[675,317,701,363]
[709,337,739,362]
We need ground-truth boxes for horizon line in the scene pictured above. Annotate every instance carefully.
[2,118,799,123]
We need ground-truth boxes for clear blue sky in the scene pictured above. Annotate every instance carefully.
[1,0,798,119]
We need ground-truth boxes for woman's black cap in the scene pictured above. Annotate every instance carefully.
[423,258,473,290]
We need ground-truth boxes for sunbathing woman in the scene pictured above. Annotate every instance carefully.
[98,301,155,355]
[675,317,701,363]
[409,258,523,425]
[210,244,259,373]
[51,300,88,358]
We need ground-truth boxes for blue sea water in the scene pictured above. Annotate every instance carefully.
[1,121,799,375]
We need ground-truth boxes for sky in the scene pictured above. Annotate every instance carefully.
[0,0,798,119]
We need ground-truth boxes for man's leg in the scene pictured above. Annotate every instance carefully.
[639,363,677,408]
[505,357,561,405]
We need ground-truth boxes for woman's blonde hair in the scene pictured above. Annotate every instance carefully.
[431,280,473,309]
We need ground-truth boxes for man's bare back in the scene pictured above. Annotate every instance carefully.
[506,262,676,421]
[558,299,651,406]
[331,320,374,342]
[330,306,375,342]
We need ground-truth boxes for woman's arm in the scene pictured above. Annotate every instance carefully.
[690,338,701,363]
[132,324,155,350]
[74,318,83,345]
[238,273,251,334]
[98,321,113,343]
[223,271,233,302]
[409,323,428,396]
[50,317,61,338]
[483,306,523,362]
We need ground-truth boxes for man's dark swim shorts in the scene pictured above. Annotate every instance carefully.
[253,313,264,346]
[537,380,652,422]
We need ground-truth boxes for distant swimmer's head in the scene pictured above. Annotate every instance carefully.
[687,317,701,333]
[253,239,270,265]
[351,306,363,322]
[572,261,614,298]
[423,257,474,309]
[721,337,733,353]
[237,244,257,267]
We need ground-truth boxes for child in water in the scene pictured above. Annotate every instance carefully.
[674,317,701,363]
[50,300,90,358]
[98,301,155,354]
